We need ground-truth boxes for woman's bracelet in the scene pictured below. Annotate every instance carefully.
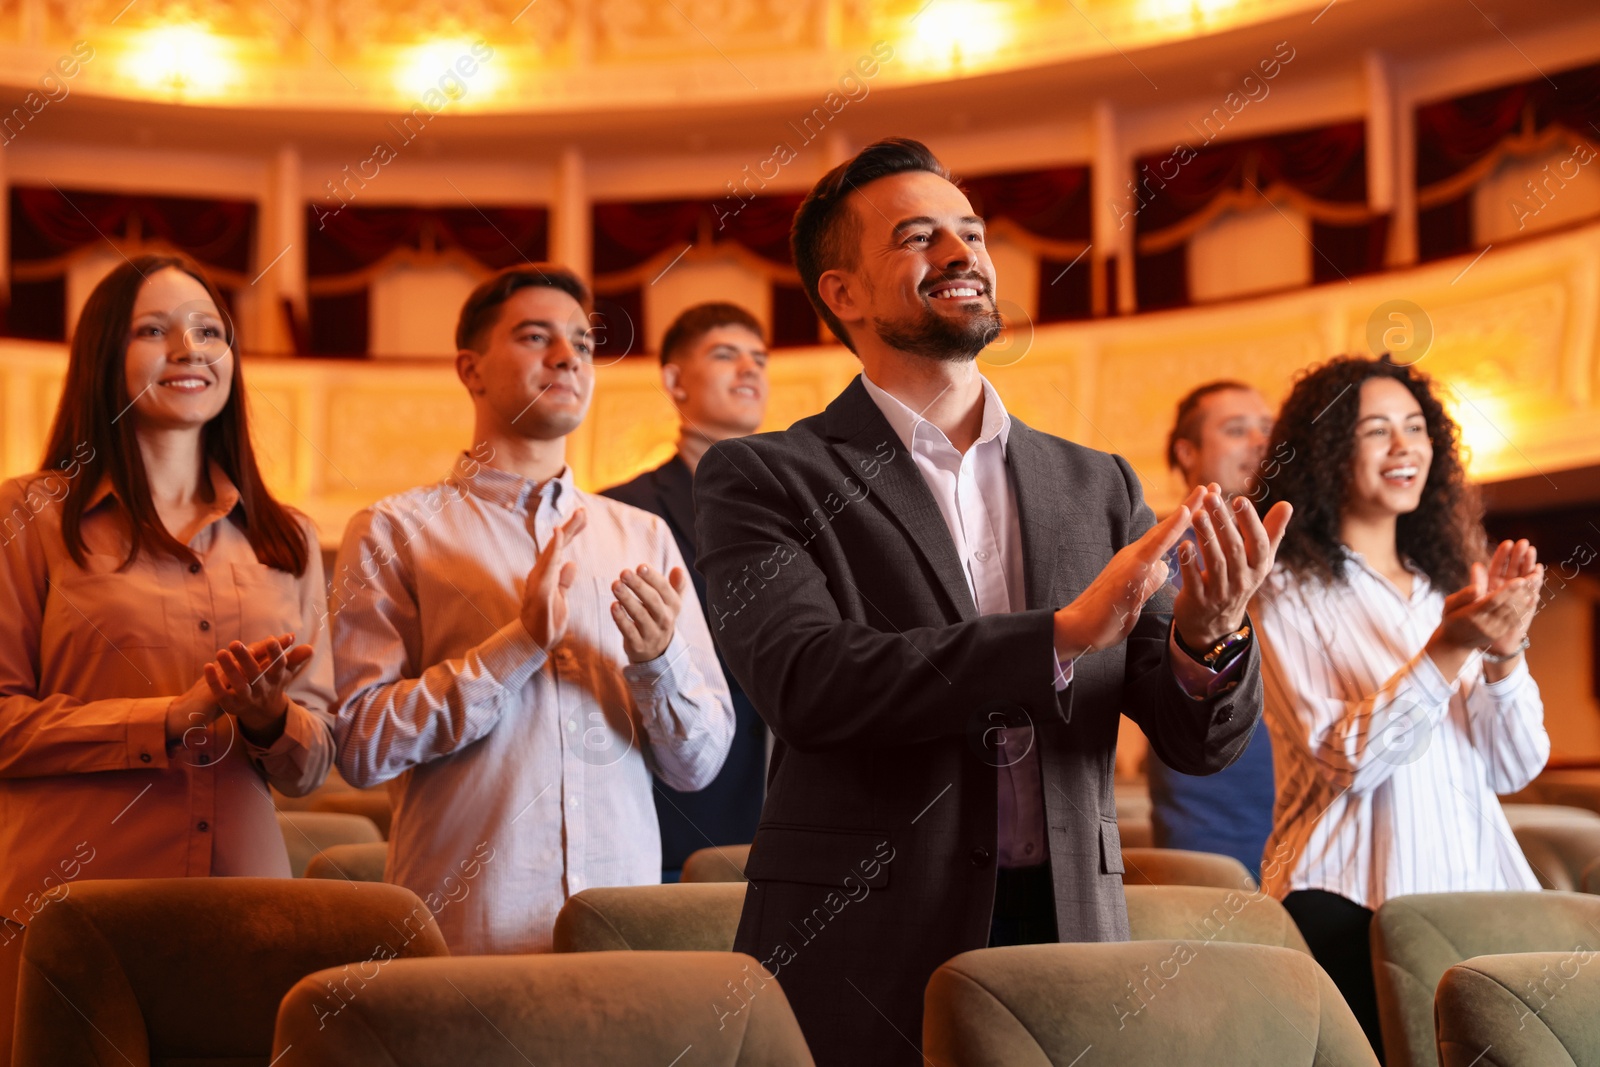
[1481,635,1530,664]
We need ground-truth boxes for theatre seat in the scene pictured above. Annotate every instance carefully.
[1120,847,1257,890]
[308,788,393,838]
[13,877,449,1067]
[1435,951,1600,1066]
[274,951,814,1065]
[1371,891,1600,1067]
[681,843,751,883]
[924,940,1377,1066]
[552,883,745,952]
[1124,885,1311,953]
[1501,803,1600,890]
[277,810,384,877]
[304,841,389,882]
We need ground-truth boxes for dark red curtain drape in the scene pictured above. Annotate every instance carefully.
[1415,60,1600,261]
[591,193,815,351]
[4,186,257,340]
[963,166,1093,323]
[1133,122,1385,310]
[305,204,549,356]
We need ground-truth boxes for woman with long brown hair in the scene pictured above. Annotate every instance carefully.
[1252,355,1547,1062]
[0,254,336,1061]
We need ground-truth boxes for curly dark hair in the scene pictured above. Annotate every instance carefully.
[1258,355,1483,590]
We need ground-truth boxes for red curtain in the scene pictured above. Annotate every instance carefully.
[304,204,549,356]
[963,166,1093,323]
[590,194,816,351]
[1133,122,1385,310]
[4,186,257,340]
[1415,60,1600,261]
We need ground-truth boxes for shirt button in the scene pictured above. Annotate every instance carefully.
[1024,843,1035,856]
[189,562,201,574]
[198,753,211,765]
[199,620,211,632]
[969,846,993,868]
[568,797,579,809]
[197,821,209,832]
[975,549,991,563]
[566,720,577,732]
[139,752,152,763]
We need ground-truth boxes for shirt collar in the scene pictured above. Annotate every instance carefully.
[83,460,242,520]
[451,453,577,516]
[858,371,1011,456]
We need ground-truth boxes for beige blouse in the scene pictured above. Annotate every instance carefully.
[0,463,336,927]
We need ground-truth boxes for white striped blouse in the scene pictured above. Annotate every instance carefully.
[1253,551,1548,910]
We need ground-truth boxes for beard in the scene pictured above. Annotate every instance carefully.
[872,284,1003,363]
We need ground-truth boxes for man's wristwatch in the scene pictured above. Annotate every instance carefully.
[1175,623,1253,671]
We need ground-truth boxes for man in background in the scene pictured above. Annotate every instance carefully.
[1147,380,1279,878]
[332,265,733,953]
[603,302,770,880]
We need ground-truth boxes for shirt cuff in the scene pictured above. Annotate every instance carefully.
[242,700,319,759]
[1481,655,1531,699]
[1052,655,1074,692]
[1167,629,1246,701]
[130,697,171,769]
[622,630,690,700]
[1413,647,1459,705]
[475,618,552,690]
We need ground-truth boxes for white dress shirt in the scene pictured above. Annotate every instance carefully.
[859,373,1224,869]
[1254,552,1548,909]
[332,458,734,954]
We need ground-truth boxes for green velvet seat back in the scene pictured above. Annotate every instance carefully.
[15,877,449,1067]
[303,841,388,883]
[1124,884,1311,954]
[1436,951,1600,1067]
[552,883,746,953]
[274,951,815,1066]
[1119,847,1257,890]
[1371,891,1600,1067]
[275,810,383,878]
[924,940,1377,1066]
[682,844,752,883]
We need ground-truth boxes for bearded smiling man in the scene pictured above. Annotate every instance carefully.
[691,138,1292,1065]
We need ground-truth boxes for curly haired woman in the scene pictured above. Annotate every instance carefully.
[1252,355,1547,1062]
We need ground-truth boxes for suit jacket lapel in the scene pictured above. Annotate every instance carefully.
[824,378,978,623]
[1005,419,1073,611]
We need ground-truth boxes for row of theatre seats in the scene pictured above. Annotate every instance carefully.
[15,775,1591,1066]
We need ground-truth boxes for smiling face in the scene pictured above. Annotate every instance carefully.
[1345,375,1433,521]
[1177,387,1275,497]
[664,323,768,436]
[121,267,234,432]
[458,284,594,441]
[822,169,1003,362]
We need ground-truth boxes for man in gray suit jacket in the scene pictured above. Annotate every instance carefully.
[693,138,1292,1066]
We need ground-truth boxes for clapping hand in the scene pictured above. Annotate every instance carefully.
[1171,483,1293,650]
[1429,539,1543,681]
[205,632,316,743]
[612,564,689,664]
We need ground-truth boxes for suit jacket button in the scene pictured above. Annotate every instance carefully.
[1217,707,1234,723]
[969,847,993,868]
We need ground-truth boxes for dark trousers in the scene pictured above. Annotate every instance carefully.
[988,864,1057,947]
[1283,889,1386,1064]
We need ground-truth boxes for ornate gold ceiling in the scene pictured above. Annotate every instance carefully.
[0,0,1331,112]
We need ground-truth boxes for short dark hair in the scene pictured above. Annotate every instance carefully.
[1165,380,1255,471]
[791,137,953,353]
[455,263,591,352]
[659,302,765,365]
